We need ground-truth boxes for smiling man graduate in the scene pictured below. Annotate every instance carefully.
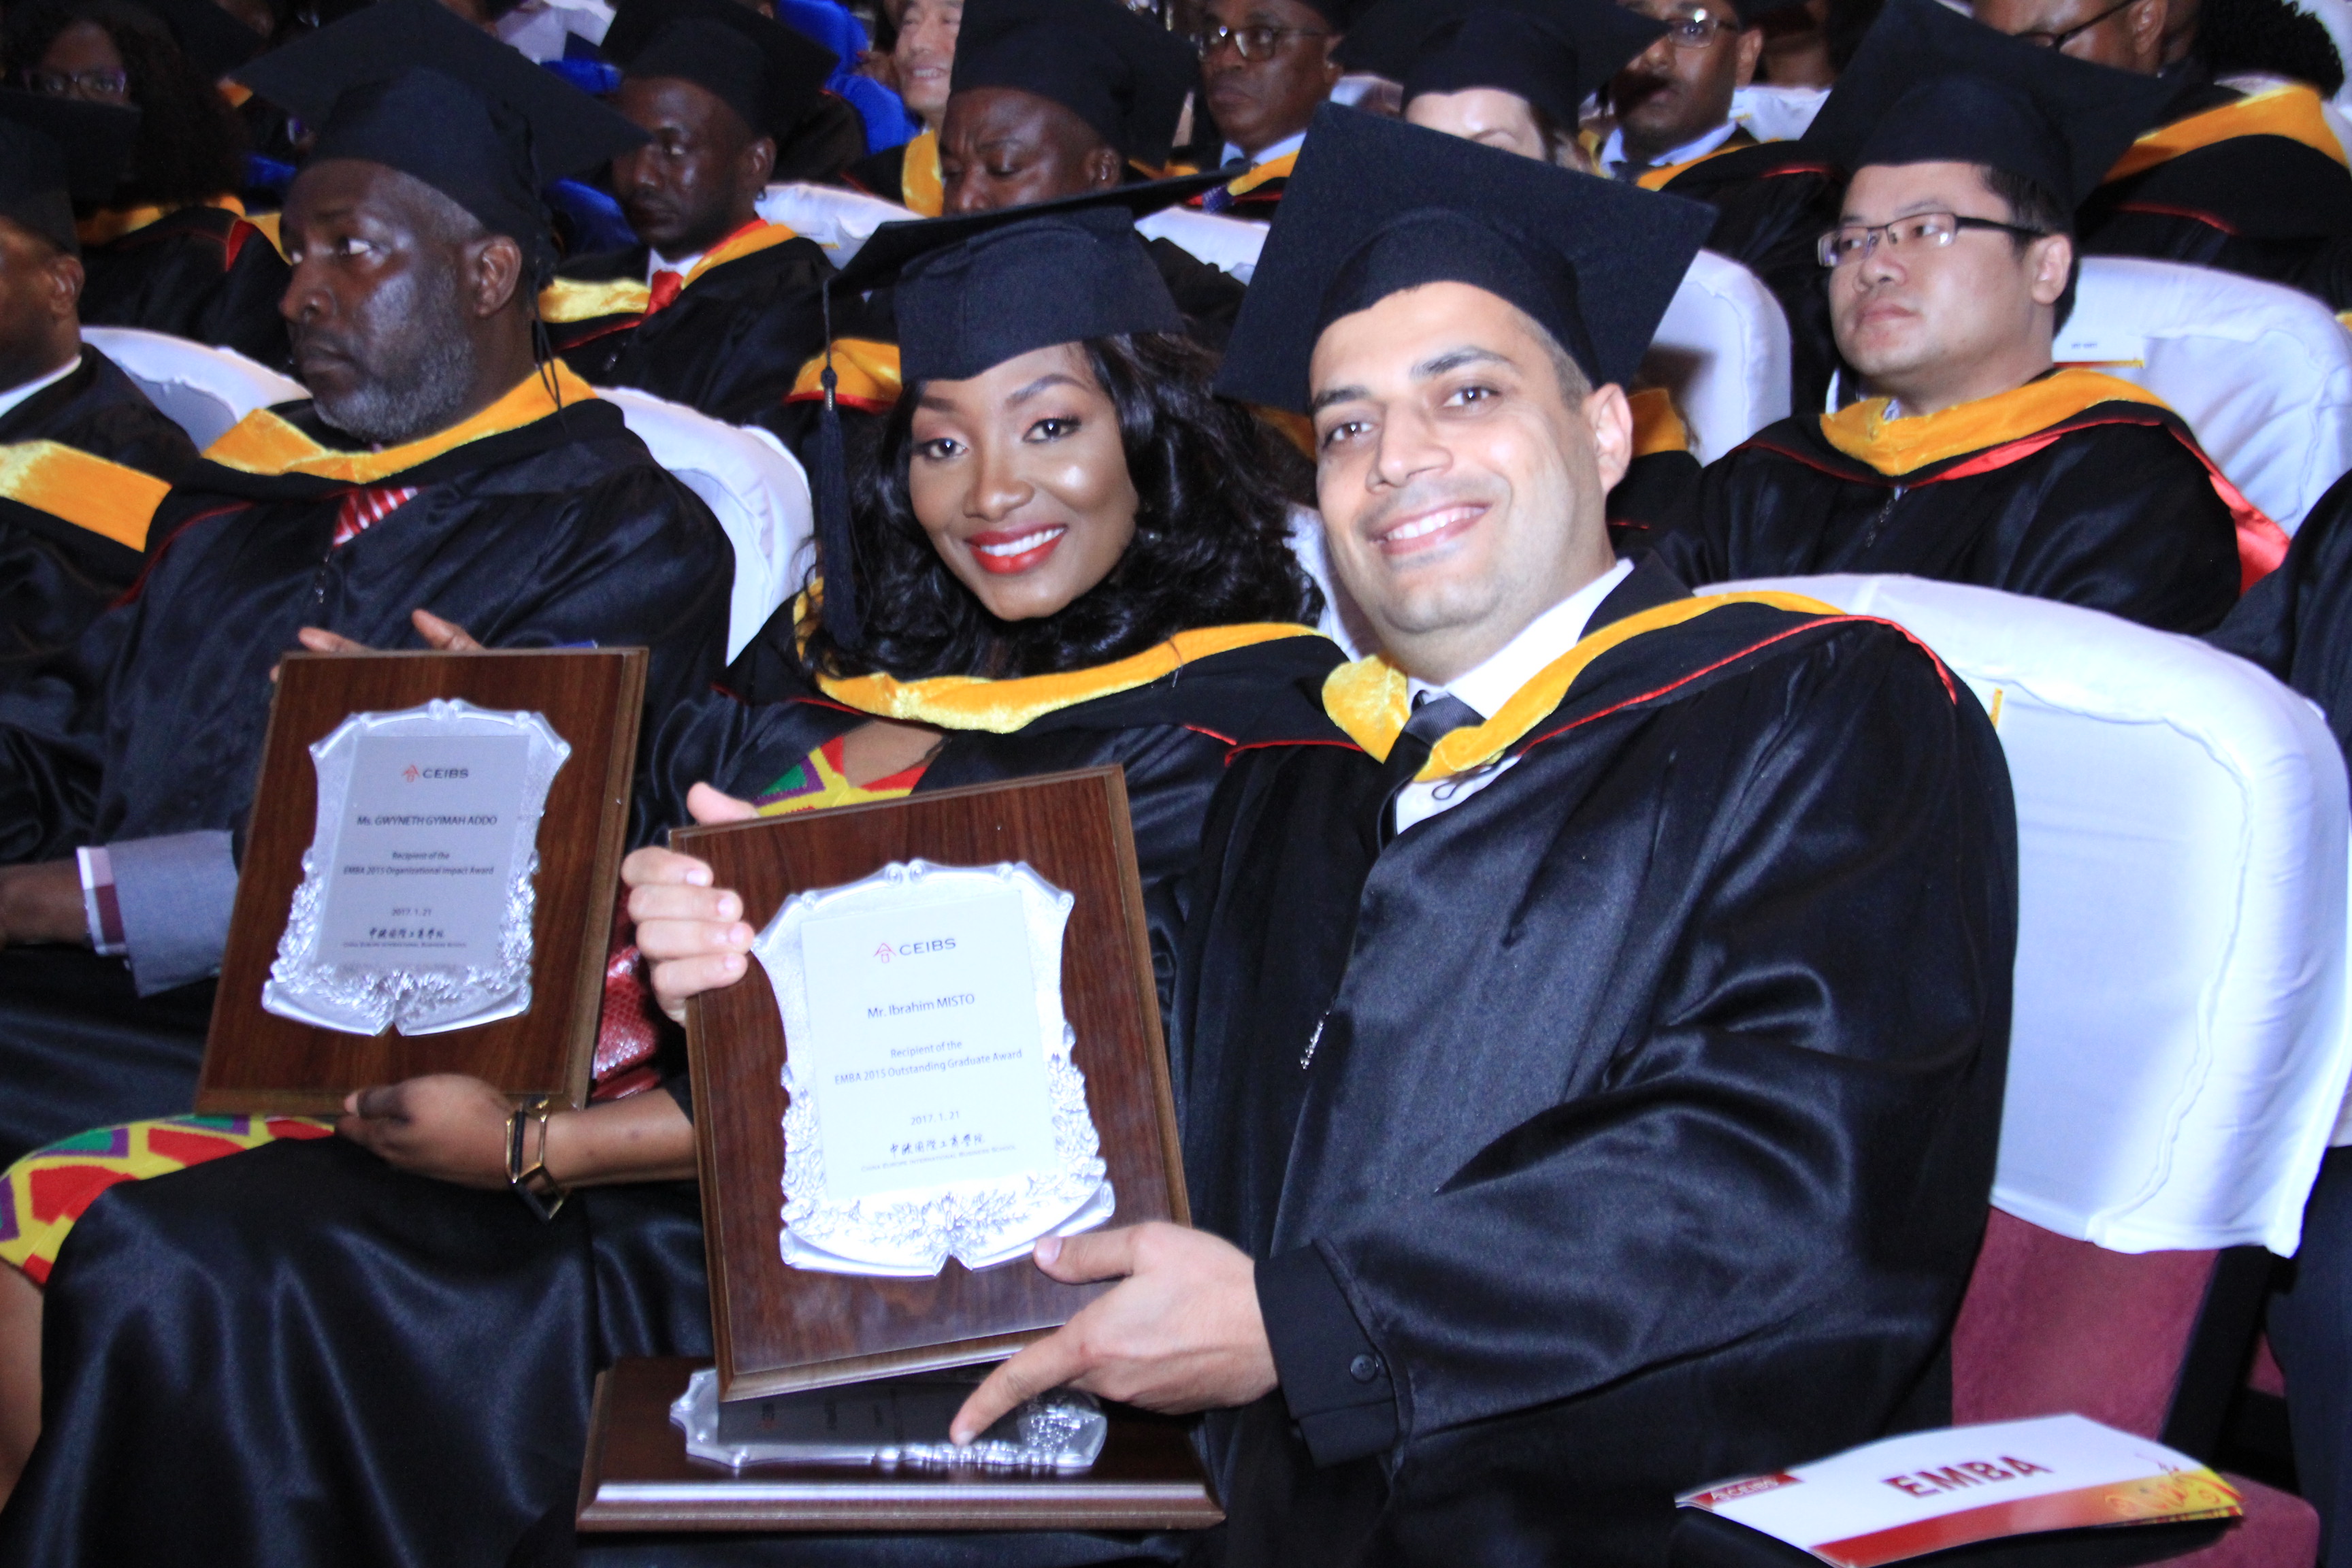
[0,0,730,1168]
[942,105,2018,1566]
[1643,0,2274,633]
[541,0,840,421]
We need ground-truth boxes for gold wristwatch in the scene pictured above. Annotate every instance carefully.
[506,1096,568,1220]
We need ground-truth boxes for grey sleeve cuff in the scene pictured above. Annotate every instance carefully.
[1258,1243,1400,1467]
[110,831,239,996]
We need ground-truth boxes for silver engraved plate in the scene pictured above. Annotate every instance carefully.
[752,859,1114,1277]
[261,700,570,1036]
[668,1366,1108,1473]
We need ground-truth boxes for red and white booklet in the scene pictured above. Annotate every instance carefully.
[1678,1414,2243,1568]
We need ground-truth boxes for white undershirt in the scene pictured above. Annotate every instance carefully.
[0,353,81,425]
[1219,128,1307,170]
[1601,116,1740,180]
[647,246,705,284]
[1393,559,1635,836]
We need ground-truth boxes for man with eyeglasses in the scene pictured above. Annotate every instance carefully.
[1638,0,2278,634]
[0,92,197,672]
[1974,0,2352,310]
[1188,0,1365,217]
[1601,0,1848,410]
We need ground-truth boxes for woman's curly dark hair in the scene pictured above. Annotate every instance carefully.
[799,331,1324,681]
[7,0,248,210]
[2201,0,2346,95]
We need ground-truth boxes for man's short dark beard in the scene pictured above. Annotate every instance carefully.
[310,259,483,446]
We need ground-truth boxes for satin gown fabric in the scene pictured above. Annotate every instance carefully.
[551,238,836,425]
[0,638,1345,1568]
[0,348,199,672]
[78,206,293,370]
[2080,88,2352,310]
[1642,411,2243,632]
[1170,564,2018,1565]
[2211,464,2352,758]
[0,395,731,1164]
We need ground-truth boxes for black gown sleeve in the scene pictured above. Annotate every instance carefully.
[1293,630,2014,1452]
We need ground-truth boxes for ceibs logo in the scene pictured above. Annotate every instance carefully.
[872,936,956,963]
[874,943,894,963]
[402,764,421,783]
[400,764,470,782]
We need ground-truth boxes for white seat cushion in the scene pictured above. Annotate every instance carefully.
[81,325,306,451]
[757,182,919,270]
[2057,256,2352,534]
[1726,573,2352,1256]
[598,386,811,664]
[1644,250,1793,463]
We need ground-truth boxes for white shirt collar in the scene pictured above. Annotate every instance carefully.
[1601,116,1738,179]
[1220,129,1308,170]
[648,247,705,283]
[0,352,82,426]
[1408,559,1636,721]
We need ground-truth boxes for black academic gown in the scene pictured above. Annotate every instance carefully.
[548,231,836,423]
[2079,82,2352,308]
[2211,463,2352,755]
[77,203,293,370]
[1170,561,2017,1566]
[0,387,731,1167]
[1642,141,1846,414]
[838,129,941,215]
[1639,383,2249,633]
[0,634,1348,1568]
[0,346,198,671]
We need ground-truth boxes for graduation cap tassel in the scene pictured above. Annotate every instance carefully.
[813,274,862,649]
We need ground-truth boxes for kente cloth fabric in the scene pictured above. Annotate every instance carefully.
[76,203,292,371]
[0,347,198,672]
[1638,379,2249,632]
[330,483,420,547]
[2082,83,2352,310]
[0,633,1348,1568]
[750,731,926,813]
[1642,140,1846,418]
[546,225,836,424]
[1169,560,2016,1564]
[0,1114,333,1283]
[0,378,729,1162]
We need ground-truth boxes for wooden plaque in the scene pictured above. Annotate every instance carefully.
[576,1358,1223,1532]
[198,648,646,1115]
[678,767,1188,1403]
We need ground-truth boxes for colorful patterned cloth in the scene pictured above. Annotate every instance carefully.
[0,1115,336,1284]
[753,734,926,815]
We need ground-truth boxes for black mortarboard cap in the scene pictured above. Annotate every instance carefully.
[950,0,1198,165]
[1216,105,1712,411]
[1800,0,2174,208]
[0,91,139,253]
[1337,0,1665,128]
[122,0,267,79]
[809,174,1218,649]
[236,0,648,279]
[605,0,839,144]
[1297,0,1374,24]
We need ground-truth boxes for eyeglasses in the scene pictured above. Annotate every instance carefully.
[2009,0,2142,49]
[1620,3,1736,48]
[1191,22,1331,60]
[20,66,131,100]
[1816,211,2051,267]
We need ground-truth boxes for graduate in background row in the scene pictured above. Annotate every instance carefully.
[902,107,2013,1563]
[5,0,289,368]
[841,0,962,211]
[1188,0,1365,216]
[1597,0,1846,408]
[541,0,838,423]
[1976,0,2352,309]
[0,0,730,1185]
[0,92,197,673]
[1644,0,2270,634]
[0,195,1345,1568]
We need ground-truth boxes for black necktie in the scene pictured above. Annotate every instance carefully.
[1379,693,1481,845]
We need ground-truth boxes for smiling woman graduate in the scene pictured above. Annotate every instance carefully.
[0,187,1346,1568]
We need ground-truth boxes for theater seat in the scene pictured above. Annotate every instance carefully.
[1135,206,1273,282]
[80,325,305,450]
[755,181,913,269]
[597,386,811,664]
[1706,574,2352,1567]
[2056,257,2352,534]
[1644,250,1792,463]
[1729,82,1828,142]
